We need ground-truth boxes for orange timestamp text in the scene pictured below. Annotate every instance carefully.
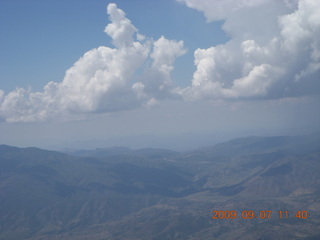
[211,210,308,220]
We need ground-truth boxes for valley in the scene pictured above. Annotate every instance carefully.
[0,134,319,239]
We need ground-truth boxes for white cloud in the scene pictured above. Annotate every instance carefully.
[139,36,186,99]
[59,43,150,114]
[0,3,185,122]
[176,0,271,22]
[178,0,320,100]
[1,1,319,123]
[104,3,137,48]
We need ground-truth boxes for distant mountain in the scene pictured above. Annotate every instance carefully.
[65,146,179,159]
[0,134,320,240]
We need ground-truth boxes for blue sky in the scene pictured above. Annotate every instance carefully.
[0,0,319,149]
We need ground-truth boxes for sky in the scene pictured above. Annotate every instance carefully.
[0,0,319,150]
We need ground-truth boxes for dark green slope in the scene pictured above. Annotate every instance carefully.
[0,134,319,240]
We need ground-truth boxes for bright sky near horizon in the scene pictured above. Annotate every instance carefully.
[0,0,319,149]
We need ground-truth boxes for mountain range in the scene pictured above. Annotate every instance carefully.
[0,134,320,239]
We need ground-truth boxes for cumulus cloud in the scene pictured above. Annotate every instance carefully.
[0,3,186,122]
[1,1,319,122]
[104,3,137,48]
[178,0,320,100]
[137,36,186,100]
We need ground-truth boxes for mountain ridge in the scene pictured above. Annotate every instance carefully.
[1,134,319,239]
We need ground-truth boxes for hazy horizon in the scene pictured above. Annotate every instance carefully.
[1,0,319,151]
